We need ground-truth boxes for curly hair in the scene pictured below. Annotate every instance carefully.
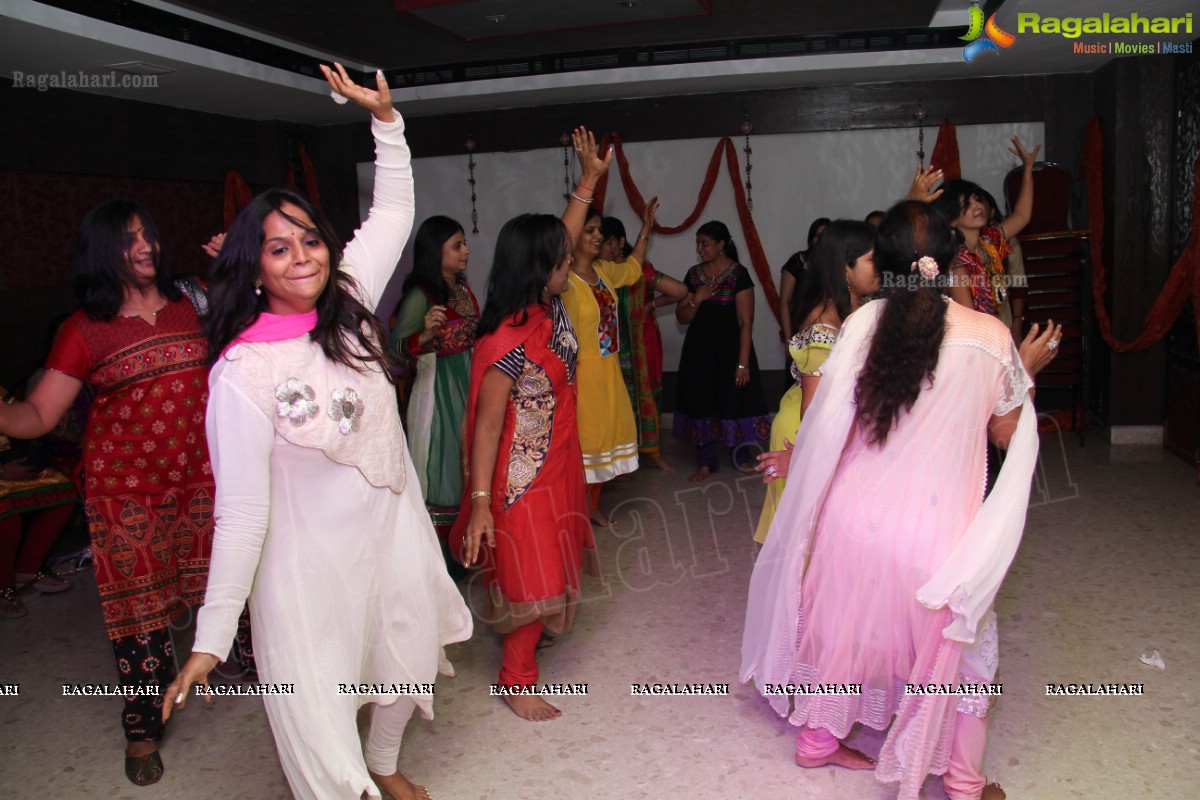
[206,188,394,376]
[853,201,956,446]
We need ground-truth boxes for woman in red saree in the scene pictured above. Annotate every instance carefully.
[0,200,215,785]
[454,127,608,721]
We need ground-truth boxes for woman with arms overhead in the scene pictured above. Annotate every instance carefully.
[165,65,471,800]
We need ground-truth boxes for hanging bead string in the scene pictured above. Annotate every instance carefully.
[560,132,573,202]
[915,100,927,168]
[741,118,754,213]
[465,136,478,235]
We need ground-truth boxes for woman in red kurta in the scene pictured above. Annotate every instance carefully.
[0,200,215,785]
[454,127,609,722]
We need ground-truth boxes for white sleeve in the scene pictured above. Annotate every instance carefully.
[340,112,415,312]
[193,371,274,659]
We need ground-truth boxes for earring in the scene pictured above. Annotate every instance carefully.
[254,280,262,297]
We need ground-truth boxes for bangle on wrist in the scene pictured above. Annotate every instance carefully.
[737,364,748,370]
[577,182,594,192]
[470,490,492,501]
[637,234,650,241]
[570,191,593,204]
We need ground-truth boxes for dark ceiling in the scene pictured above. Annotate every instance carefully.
[168,0,945,70]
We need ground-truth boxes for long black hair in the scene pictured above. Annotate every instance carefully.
[476,214,569,337]
[789,219,875,333]
[696,220,739,263]
[853,201,956,446]
[400,215,466,306]
[72,199,181,320]
[205,188,393,374]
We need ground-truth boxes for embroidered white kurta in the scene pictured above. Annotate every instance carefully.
[194,113,473,799]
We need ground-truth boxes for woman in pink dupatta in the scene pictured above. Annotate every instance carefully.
[742,202,1061,800]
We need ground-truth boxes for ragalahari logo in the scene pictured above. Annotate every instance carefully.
[961,4,1016,62]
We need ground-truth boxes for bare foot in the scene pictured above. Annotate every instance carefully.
[981,782,1006,800]
[126,741,158,758]
[503,694,561,721]
[652,455,675,472]
[687,466,713,483]
[590,510,613,527]
[794,743,876,770]
[369,769,430,800]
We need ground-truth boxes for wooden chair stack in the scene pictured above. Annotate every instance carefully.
[1004,162,1091,444]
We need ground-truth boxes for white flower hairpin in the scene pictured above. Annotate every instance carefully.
[911,256,940,280]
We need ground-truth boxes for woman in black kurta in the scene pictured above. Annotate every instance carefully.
[672,221,769,482]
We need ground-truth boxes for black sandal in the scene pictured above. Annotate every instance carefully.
[124,750,164,786]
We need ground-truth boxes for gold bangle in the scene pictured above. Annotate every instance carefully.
[470,490,492,500]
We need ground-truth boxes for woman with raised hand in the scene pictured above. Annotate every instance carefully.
[0,198,214,785]
[933,136,1040,317]
[743,201,1061,800]
[165,64,471,800]
[562,187,659,525]
[753,220,878,543]
[453,127,608,721]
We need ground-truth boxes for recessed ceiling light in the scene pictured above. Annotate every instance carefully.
[617,0,640,7]
[484,14,508,23]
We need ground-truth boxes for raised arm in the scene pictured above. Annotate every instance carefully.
[323,64,414,311]
[999,136,1041,242]
[628,197,659,266]
[561,127,612,250]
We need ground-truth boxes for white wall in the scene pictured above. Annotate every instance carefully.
[362,121,1044,367]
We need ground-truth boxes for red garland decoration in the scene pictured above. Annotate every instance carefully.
[930,120,961,180]
[1083,116,1200,352]
[222,170,253,230]
[593,132,781,323]
[296,141,322,214]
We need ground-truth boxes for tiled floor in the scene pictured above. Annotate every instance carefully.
[1,425,1196,799]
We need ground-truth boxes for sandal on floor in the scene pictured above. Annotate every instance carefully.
[15,570,72,594]
[124,750,164,786]
[0,587,28,619]
[981,782,1006,800]
[536,631,560,650]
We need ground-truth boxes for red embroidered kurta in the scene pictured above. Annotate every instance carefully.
[451,300,599,634]
[46,300,213,640]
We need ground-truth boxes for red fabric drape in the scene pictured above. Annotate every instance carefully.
[1083,116,1200,352]
[930,120,961,180]
[592,132,781,324]
[222,170,253,230]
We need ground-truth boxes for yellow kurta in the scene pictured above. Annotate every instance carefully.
[753,323,837,543]
[563,257,642,482]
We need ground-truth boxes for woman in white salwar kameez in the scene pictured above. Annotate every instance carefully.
[165,65,472,800]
